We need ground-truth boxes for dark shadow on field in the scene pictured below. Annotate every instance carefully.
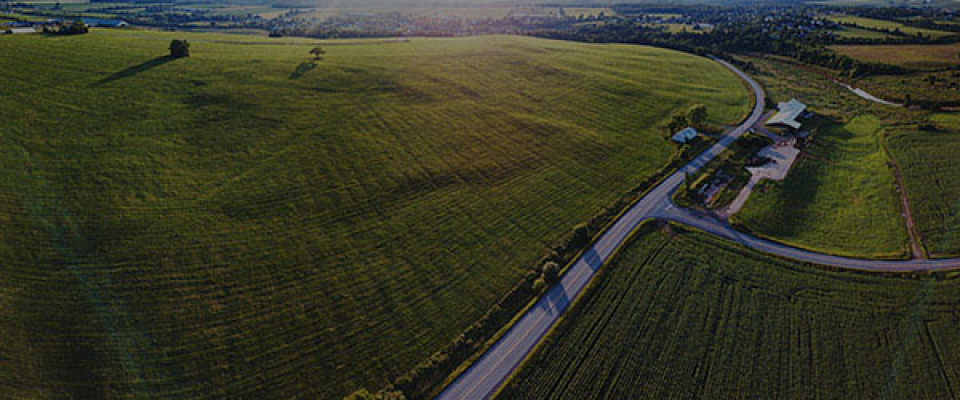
[91,56,176,87]
[289,61,317,80]
[740,118,850,238]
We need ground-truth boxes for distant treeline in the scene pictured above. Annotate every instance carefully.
[533,21,903,77]
[267,5,921,78]
[823,5,960,34]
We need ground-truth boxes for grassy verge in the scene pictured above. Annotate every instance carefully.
[489,221,662,400]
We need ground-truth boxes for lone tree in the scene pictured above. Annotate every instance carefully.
[169,40,190,58]
[541,261,560,283]
[310,46,326,60]
[50,20,88,35]
[686,104,708,129]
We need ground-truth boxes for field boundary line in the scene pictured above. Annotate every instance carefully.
[488,221,664,400]
[428,56,758,395]
[726,219,911,261]
[881,130,929,259]
[435,54,764,400]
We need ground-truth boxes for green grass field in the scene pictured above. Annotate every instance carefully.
[299,6,560,21]
[855,70,960,106]
[932,113,960,129]
[739,55,887,119]
[814,0,960,4]
[830,43,960,70]
[735,115,909,258]
[833,26,898,40]
[728,56,911,258]
[825,14,955,39]
[0,30,750,398]
[650,23,712,34]
[0,12,49,22]
[500,226,960,399]
[563,7,615,18]
[887,129,960,257]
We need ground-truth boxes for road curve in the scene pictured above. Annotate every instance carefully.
[435,57,766,400]
[657,206,960,271]
[435,57,960,400]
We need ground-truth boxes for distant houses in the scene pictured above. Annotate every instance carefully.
[765,99,807,130]
[44,18,129,28]
[85,18,129,28]
[672,127,698,144]
[3,17,130,33]
[2,27,36,34]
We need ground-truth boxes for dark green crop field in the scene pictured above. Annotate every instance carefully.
[830,43,960,71]
[0,31,750,398]
[500,226,960,399]
[887,129,960,257]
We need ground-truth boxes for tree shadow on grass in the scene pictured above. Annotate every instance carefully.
[91,56,177,87]
[289,61,317,80]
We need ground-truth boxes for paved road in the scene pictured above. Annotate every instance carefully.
[436,58,960,400]
[656,206,960,271]
[837,81,902,107]
[435,58,766,400]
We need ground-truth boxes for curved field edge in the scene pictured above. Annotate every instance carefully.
[499,225,960,400]
[0,32,750,398]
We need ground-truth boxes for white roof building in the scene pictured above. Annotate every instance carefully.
[765,99,806,130]
[672,127,698,143]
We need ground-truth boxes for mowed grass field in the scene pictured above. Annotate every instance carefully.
[833,26,898,40]
[830,43,960,70]
[728,56,910,258]
[887,128,960,257]
[735,115,909,258]
[825,14,955,38]
[0,31,750,398]
[500,227,960,399]
[932,112,960,129]
[563,7,615,17]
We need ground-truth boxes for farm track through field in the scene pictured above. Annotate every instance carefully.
[836,81,902,107]
[883,140,927,259]
[439,57,960,400]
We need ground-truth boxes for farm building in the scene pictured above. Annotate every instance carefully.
[3,27,36,34]
[672,127,698,143]
[765,99,807,130]
[51,18,130,27]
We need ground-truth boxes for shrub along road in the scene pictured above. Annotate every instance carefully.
[437,58,960,400]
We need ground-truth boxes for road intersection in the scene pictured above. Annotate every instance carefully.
[436,57,960,400]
